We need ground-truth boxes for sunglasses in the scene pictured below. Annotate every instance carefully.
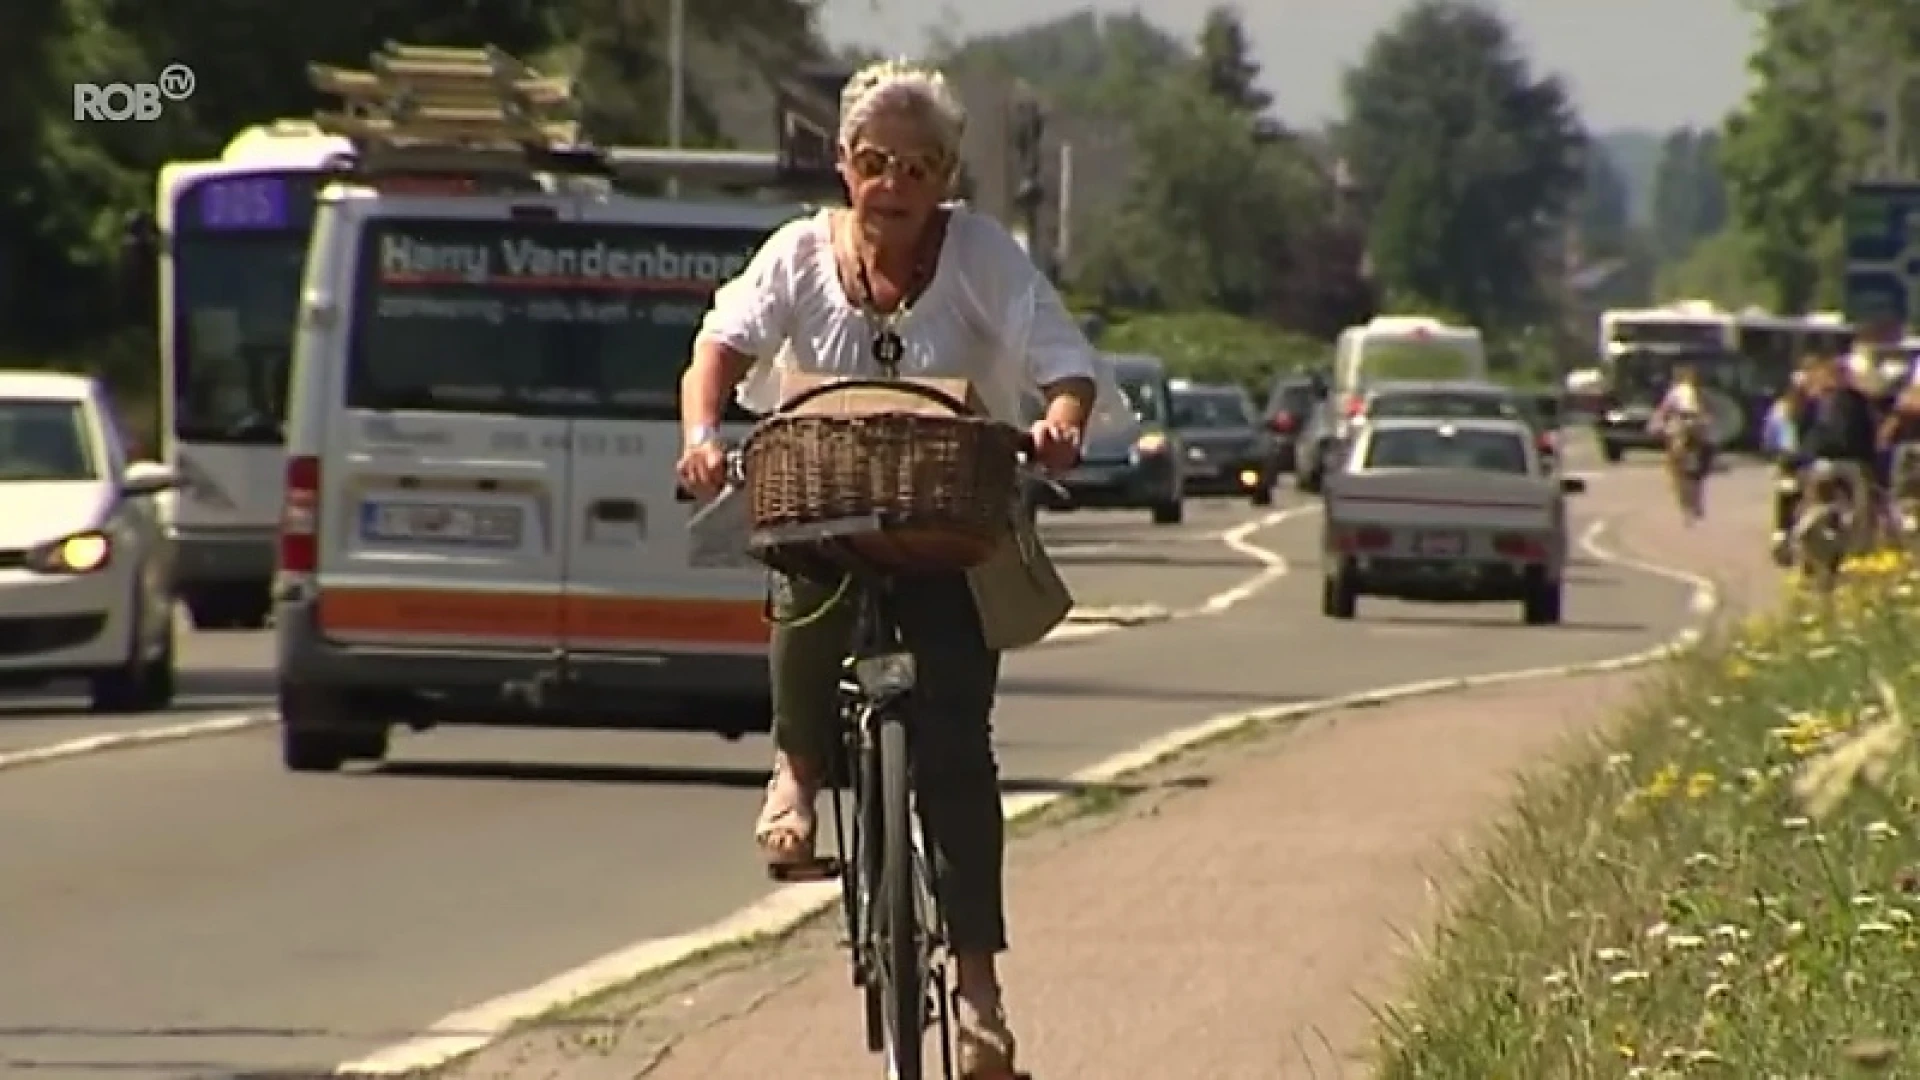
[846,145,948,185]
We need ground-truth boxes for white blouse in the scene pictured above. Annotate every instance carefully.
[697,207,1117,427]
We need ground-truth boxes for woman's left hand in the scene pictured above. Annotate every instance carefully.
[1026,419,1082,474]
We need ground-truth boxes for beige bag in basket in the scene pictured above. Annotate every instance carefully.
[967,495,1072,651]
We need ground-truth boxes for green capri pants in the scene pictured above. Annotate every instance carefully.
[770,570,1008,954]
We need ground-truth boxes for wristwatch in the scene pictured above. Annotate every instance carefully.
[685,424,723,450]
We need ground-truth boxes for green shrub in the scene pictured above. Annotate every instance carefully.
[1094,309,1329,397]
[1376,564,1920,1077]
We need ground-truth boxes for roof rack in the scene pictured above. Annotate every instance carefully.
[309,42,842,198]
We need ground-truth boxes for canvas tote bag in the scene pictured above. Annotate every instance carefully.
[967,486,1073,650]
[960,276,1076,650]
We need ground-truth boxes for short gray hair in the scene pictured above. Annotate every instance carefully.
[838,59,967,158]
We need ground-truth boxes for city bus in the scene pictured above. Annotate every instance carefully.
[1595,303,1746,458]
[153,121,348,628]
[1595,303,1855,456]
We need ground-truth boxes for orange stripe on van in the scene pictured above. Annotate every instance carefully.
[315,589,768,647]
[318,589,561,638]
[563,596,768,646]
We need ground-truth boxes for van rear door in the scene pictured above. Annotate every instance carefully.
[558,204,797,659]
[313,198,578,649]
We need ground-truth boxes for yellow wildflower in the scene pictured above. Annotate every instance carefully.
[1644,763,1680,800]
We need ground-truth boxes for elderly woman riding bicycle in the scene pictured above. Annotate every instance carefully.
[675,59,1099,1078]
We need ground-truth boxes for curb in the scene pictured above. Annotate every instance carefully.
[334,514,1720,1076]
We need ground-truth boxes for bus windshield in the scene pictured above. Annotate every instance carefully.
[1607,319,1728,349]
[1609,346,1750,402]
[347,218,765,421]
[172,233,306,443]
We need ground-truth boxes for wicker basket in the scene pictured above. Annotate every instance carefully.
[743,411,1023,576]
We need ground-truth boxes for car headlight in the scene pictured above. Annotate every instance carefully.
[1135,431,1168,454]
[27,531,111,574]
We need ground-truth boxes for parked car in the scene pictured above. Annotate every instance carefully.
[1049,353,1186,525]
[0,372,180,710]
[1170,380,1281,505]
[1261,375,1320,476]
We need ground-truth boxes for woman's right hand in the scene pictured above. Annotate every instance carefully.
[676,442,729,499]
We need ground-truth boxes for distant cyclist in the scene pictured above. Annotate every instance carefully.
[1880,360,1920,533]
[1763,365,1816,563]
[1648,364,1712,522]
[1799,354,1882,551]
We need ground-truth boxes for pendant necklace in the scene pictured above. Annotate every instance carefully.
[851,238,930,378]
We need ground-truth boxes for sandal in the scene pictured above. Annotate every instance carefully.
[753,761,823,880]
[955,992,1029,1079]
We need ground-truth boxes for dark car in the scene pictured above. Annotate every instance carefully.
[1261,375,1321,475]
[1046,353,1186,525]
[1354,380,1559,469]
[1170,380,1280,505]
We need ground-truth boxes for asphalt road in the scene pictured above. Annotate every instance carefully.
[0,467,1706,1078]
[0,504,1256,757]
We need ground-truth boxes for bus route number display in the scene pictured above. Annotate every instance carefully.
[193,175,290,231]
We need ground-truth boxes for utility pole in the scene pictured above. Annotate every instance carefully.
[1009,94,1046,274]
[666,0,686,196]
[1056,141,1074,275]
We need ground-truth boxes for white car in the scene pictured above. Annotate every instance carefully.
[0,372,180,710]
[1321,416,1584,625]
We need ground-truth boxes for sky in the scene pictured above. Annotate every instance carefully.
[817,0,1762,132]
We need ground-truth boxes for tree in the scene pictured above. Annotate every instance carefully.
[1074,73,1306,314]
[1194,6,1271,116]
[1718,2,1851,313]
[1648,127,1728,263]
[1339,0,1586,333]
[0,0,828,380]
[1710,0,1920,314]
[1573,146,1632,261]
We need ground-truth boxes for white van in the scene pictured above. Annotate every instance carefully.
[1334,316,1488,404]
[273,167,806,771]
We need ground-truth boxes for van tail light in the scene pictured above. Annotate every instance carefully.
[280,454,320,573]
[1336,525,1392,553]
[1343,394,1366,419]
[1536,430,1556,453]
[1268,412,1296,434]
[1493,533,1546,561]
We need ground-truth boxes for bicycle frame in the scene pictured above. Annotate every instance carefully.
[820,573,954,1079]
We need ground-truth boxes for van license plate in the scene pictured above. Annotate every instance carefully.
[1412,531,1465,557]
[362,502,522,547]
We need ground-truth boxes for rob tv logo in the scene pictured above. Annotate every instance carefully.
[73,64,195,122]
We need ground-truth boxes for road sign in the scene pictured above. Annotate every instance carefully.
[1845,182,1920,335]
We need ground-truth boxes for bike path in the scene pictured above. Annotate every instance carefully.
[439,462,1743,1080]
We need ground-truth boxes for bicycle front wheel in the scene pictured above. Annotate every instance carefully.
[877,711,925,1079]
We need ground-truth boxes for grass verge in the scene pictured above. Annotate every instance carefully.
[1374,561,1920,1077]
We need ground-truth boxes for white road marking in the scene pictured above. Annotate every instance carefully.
[1195,507,1307,614]
[0,712,267,772]
[1043,541,1122,556]
[338,490,1733,1078]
